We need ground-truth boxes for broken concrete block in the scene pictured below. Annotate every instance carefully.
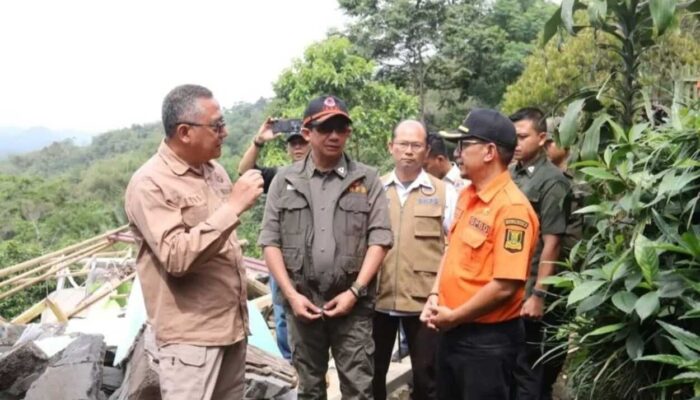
[25,334,106,400]
[0,324,26,347]
[33,335,77,358]
[110,328,161,400]
[102,366,124,394]
[0,341,48,392]
[15,322,65,345]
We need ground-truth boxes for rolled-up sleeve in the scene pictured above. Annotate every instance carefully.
[365,174,393,248]
[125,177,239,277]
[258,173,283,248]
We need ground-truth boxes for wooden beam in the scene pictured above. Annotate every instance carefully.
[66,272,136,318]
[252,294,272,312]
[11,300,47,324]
[0,241,110,290]
[0,242,110,303]
[0,225,128,278]
[247,276,270,298]
[45,298,68,323]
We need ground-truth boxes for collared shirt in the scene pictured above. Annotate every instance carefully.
[259,152,393,307]
[125,141,248,346]
[383,169,457,233]
[438,170,539,323]
[510,150,571,291]
[305,155,351,275]
[444,163,471,192]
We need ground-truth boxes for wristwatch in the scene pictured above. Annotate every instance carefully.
[253,138,264,148]
[349,281,368,298]
[533,288,547,299]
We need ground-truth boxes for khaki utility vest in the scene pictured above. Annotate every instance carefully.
[376,173,446,312]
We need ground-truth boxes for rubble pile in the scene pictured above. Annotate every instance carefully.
[0,323,297,400]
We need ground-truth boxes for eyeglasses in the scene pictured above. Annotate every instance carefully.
[177,121,227,135]
[457,139,487,153]
[311,119,351,135]
[392,141,426,151]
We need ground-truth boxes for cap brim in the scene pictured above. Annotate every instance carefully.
[439,125,470,142]
[306,110,352,126]
[286,132,305,142]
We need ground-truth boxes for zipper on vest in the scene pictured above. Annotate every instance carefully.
[393,204,404,310]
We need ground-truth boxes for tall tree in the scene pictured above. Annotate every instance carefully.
[340,0,556,121]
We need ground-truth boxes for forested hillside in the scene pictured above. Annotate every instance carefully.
[0,99,268,269]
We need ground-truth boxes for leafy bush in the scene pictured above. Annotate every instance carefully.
[547,107,700,399]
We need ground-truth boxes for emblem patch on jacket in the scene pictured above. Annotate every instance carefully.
[348,179,368,194]
[504,229,524,253]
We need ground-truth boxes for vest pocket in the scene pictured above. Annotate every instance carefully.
[409,263,438,299]
[282,248,303,273]
[280,195,308,235]
[339,194,370,235]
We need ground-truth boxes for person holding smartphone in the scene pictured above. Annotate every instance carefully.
[238,117,309,361]
[238,117,309,194]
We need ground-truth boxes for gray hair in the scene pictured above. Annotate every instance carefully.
[162,84,213,138]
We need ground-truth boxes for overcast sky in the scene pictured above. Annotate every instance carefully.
[0,0,348,134]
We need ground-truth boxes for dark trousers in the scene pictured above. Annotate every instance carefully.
[287,311,374,400]
[514,315,566,400]
[372,312,438,400]
[436,318,524,400]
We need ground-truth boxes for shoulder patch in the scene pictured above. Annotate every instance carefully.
[504,228,525,253]
[504,218,529,229]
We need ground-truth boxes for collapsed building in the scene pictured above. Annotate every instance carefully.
[0,226,411,399]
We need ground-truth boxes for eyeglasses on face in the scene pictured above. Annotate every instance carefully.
[310,119,351,135]
[392,141,426,151]
[457,139,487,153]
[177,121,227,135]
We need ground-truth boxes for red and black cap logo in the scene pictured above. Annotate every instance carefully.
[302,95,353,127]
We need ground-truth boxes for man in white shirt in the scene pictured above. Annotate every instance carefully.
[373,120,457,400]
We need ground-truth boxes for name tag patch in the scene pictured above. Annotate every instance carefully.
[418,197,439,205]
[469,216,491,235]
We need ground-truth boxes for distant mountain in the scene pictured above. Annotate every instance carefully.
[0,126,93,158]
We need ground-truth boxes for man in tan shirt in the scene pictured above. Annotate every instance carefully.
[125,84,263,400]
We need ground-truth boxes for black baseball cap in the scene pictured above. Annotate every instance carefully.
[286,130,304,142]
[302,95,353,127]
[440,108,516,151]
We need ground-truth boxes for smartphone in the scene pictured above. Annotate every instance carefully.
[271,119,302,134]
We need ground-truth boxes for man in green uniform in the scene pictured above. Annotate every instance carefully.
[258,95,393,399]
[509,108,572,400]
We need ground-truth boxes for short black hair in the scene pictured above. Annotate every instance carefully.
[427,133,448,157]
[162,84,213,138]
[509,107,547,133]
[496,145,514,166]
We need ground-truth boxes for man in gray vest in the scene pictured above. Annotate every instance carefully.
[509,107,572,400]
[259,95,393,399]
[373,120,457,400]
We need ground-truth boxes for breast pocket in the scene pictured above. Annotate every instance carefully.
[280,195,309,235]
[338,194,370,235]
[459,229,494,275]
